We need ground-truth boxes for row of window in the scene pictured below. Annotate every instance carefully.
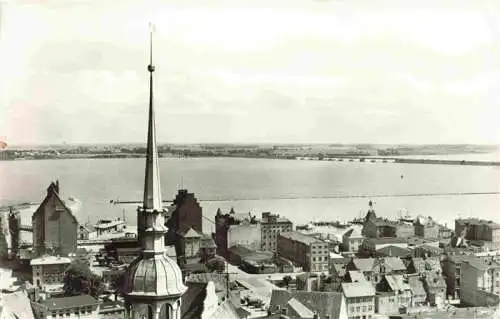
[349,297,373,304]
[51,308,94,317]
[348,305,373,313]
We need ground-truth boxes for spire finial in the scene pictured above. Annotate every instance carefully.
[148,22,155,73]
[142,22,162,211]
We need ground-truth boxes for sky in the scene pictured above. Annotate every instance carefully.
[0,0,499,145]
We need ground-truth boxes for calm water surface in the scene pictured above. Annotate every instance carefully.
[1,156,499,233]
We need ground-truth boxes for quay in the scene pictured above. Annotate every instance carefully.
[299,156,500,166]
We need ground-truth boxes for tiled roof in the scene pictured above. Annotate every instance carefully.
[279,232,325,245]
[342,281,375,298]
[183,227,202,238]
[366,237,407,245]
[424,275,446,289]
[385,275,411,292]
[269,290,343,319]
[347,271,366,283]
[411,257,441,274]
[352,258,375,272]
[407,276,426,296]
[287,297,315,318]
[181,282,207,319]
[376,245,412,257]
[383,257,407,272]
[40,295,99,310]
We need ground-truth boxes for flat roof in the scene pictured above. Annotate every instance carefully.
[31,255,71,266]
[41,295,99,310]
[279,231,325,245]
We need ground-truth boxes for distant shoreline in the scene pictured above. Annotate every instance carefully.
[0,152,499,167]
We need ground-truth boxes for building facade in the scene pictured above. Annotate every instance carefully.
[277,231,329,272]
[261,212,293,252]
[455,218,500,250]
[32,181,78,257]
[342,227,364,253]
[30,255,71,291]
[341,281,376,319]
[31,295,100,319]
[228,222,261,251]
[460,258,500,306]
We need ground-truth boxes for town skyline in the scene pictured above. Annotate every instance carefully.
[1,0,499,145]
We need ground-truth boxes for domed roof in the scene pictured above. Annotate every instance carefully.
[124,253,187,297]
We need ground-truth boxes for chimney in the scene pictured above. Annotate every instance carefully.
[313,312,319,319]
[55,180,59,193]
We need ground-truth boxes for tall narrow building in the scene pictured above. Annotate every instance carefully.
[124,26,187,319]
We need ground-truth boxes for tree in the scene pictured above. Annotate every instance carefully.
[205,257,226,273]
[282,275,293,288]
[109,269,127,300]
[63,261,104,299]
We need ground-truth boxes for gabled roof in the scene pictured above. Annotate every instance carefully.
[410,257,441,274]
[424,275,446,289]
[269,290,343,319]
[384,275,411,292]
[383,257,407,272]
[407,276,426,296]
[346,271,366,283]
[183,227,202,238]
[342,281,375,298]
[33,182,78,225]
[351,258,375,272]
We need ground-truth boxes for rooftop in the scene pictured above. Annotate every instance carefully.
[94,219,125,229]
[30,255,71,266]
[279,231,325,245]
[342,281,376,298]
[40,295,99,310]
[463,257,500,271]
[366,237,408,245]
[343,227,363,239]
[456,218,500,229]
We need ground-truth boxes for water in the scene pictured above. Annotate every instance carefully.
[0,156,499,233]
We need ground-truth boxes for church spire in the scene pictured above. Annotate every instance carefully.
[143,23,162,211]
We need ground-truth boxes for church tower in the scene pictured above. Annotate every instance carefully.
[124,25,187,319]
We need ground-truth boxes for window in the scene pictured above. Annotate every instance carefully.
[368,306,373,311]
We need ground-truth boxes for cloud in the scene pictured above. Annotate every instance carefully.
[0,0,499,144]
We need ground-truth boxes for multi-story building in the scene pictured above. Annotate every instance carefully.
[30,255,71,291]
[214,209,258,256]
[31,295,100,319]
[261,212,293,252]
[361,237,408,256]
[277,231,329,272]
[460,257,500,306]
[165,189,203,260]
[345,257,407,284]
[362,218,396,238]
[228,222,261,251]
[375,274,412,315]
[341,281,376,319]
[415,217,453,241]
[32,181,78,257]
[455,218,500,250]
[342,227,364,253]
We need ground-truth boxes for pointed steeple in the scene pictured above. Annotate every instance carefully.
[143,24,162,211]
